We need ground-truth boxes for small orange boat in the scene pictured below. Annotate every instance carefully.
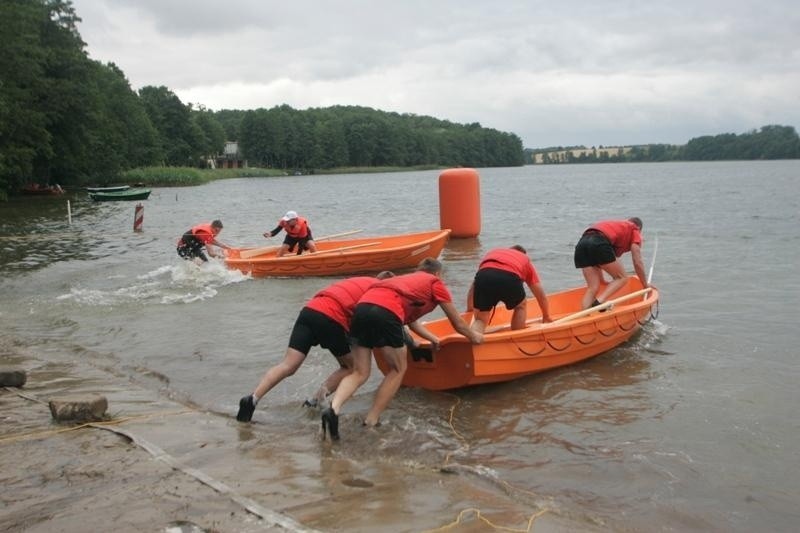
[224,229,451,278]
[375,277,659,390]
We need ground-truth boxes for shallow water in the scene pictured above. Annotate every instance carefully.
[2,161,799,531]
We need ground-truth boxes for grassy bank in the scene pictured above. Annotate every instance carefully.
[120,167,286,187]
[118,165,442,187]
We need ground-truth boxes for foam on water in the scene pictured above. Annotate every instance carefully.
[57,260,250,306]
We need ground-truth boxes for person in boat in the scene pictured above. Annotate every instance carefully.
[236,271,396,422]
[176,220,231,263]
[574,217,648,310]
[320,258,483,440]
[263,210,318,257]
[466,245,552,334]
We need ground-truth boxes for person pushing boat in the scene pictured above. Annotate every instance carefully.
[236,271,396,423]
[467,245,552,334]
[263,210,317,257]
[320,258,483,440]
[574,217,648,310]
[176,220,231,263]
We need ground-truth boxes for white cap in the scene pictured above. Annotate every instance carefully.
[282,210,298,221]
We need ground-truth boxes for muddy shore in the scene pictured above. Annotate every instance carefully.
[0,337,591,533]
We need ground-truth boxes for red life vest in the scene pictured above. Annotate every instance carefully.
[589,220,642,257]
[280,217,310,238]
[478,248,538,285]
[306,276,378,330]
[362,271,449,324]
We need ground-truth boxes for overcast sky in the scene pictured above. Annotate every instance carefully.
[70,0,799,148]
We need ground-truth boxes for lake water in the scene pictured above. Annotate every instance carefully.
[1,161,798,531]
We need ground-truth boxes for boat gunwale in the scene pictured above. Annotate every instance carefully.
[225,229,451,265]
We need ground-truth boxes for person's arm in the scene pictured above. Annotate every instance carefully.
[263,225,282,238]
[630,243,648,287]
[211,238,231,250]
[440,302,482,344]
[529,282,552,323]
[408,322,439,351]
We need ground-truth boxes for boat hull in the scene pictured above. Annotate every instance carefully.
[224,229,451,278]
[89,188,151,201]
[375,277,659,390]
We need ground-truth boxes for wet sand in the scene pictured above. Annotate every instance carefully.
[0,337,597,533]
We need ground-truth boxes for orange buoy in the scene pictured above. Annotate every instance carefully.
[439,168,481,238]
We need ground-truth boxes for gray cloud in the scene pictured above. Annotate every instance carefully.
[72,0,800,147]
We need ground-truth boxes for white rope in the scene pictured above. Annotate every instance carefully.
[647,232,659,285]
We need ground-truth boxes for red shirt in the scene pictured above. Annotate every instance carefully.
[305,276,378,331]
[590,220,643,257]
[358,271,452,324]
[478,248,539,286]
[191,223,216,245]
[279,217,310,238]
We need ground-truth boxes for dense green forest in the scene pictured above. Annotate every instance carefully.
[525,124,800,164]
[2,2,798,201]
[0,0,523,200]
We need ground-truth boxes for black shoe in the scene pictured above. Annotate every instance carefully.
[321,407,340,440]
[302,398,318,408]
[237,395,256,422]
[592,299,607,313]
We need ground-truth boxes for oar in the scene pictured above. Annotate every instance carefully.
[238,229,363,259]
[647,232,659,285]
[302,241,381,256]
[551,287,653,324]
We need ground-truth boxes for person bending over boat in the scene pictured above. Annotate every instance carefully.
[466,245,552,334]
[176,220,231,263]
[263,210,318,257]
[236,271,396,422]
[574,217,648,310]
[320,258,483,440]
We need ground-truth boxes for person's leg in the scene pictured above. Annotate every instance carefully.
[322,347,371,440]
[252,348,306,400]
[363,346,407,426]
[581,266,604,309]
[596,259,628,303]
[305,239,317,253]
[312,353,354,404]
[510,302,527,330]
[329,347,372,415]
[276,243,291,257]
[471,309,492,334]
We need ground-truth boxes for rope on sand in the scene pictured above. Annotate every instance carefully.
[89,422,321,533]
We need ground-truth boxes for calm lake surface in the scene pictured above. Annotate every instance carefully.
[1,161,798,531]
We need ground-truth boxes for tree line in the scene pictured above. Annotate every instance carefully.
[525,125,800,164]
[0,0,523,200]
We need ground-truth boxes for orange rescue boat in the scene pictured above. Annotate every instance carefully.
[224,229,451,278]
[375,277,659,390]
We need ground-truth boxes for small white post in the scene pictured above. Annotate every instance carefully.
[67,200,72,225]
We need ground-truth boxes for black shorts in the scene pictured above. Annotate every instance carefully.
[350,303,405,349]
[283,230,314,253]
[472,268,525,311]
[574,231,616,268]
[288,307,351,358]
[177,235,207,262]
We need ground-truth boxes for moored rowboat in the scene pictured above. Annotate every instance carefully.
[375,277,659,390]
[89,188,151,201]
[224,229,451,278]
[86,185,130,193]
